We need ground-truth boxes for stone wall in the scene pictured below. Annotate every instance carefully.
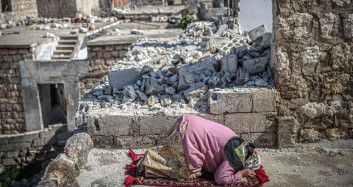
[80,43,130,95]
[0,47,34,135]
[273,0,353,147]
[37,0,77,18]
[0,124,72,171]
[83,88,278,149]
[0,0,38,22]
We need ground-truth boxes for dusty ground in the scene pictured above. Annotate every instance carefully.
[76,139,353,187]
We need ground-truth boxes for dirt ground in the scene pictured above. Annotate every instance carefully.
[76,139,353,187]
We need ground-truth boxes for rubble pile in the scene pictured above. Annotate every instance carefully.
[0,15,118,30]
[80,22,274,113]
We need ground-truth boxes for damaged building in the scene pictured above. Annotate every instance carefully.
[0,0,352,186]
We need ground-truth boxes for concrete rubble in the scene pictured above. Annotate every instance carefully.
[78,23,275,116]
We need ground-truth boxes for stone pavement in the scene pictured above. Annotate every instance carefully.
[76,139,353,187]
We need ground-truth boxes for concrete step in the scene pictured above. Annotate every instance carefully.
[52,54,71,59]
[54,50,73,55]
[56,45,76,50]
[60,35,79,40]
[58,40,77,45]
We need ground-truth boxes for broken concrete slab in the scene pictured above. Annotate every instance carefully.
[178,57,218,91]
[248,25,268,44]
[108,67,142,90]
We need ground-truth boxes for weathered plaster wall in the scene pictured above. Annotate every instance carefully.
[0,47,34,134]
[273,0,353,147]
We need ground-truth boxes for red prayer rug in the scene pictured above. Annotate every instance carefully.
[124,149,268,187]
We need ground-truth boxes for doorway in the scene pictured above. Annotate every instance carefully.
[38,84,67,127]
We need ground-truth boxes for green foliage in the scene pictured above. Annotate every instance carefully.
[0,166,22,187]
[0,162,42,187]
[178,2,198,30]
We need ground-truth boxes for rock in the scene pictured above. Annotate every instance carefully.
[255,78,268,87]
[165,87,176,95]
[209,37,230,53]
[220,55,238,75]
[71,29,79,34]
[136,90,148,101]
[234,46,249,58]
[89,25,96,30]
[131,29,144,35]
[300,102,326,119]
[122,85,137,103]
[215,24,228,36]
[236,67,250,85]
[326,128,348,140]
[300,128,321,142]
[93,90,103,96]
[248,25,268,44]
[260,32,272,48]
[145,78,164,95]
[44,32,55,38]
[167,74,178,84]
[97,95,114,102]
[208,74,221,88]
[145,95,159,106]
[344,14,353,38]
[178,57,218,91]
[0,24,7,29]
[242,57,268,75]
[79,27,88,33]
[160,97,172,106]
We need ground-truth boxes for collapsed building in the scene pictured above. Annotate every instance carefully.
[0,0,352,186]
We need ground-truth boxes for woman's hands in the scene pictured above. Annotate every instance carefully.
[239,168,256,178]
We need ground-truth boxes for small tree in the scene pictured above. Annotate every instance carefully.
[178,2,198,30]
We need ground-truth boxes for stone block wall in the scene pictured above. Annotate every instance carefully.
[0,124,72,170]
[80,44,130,95]
[208,88,278,147]
[0,0,38,22]
[273,0,353,147]
[84,88,278,149]
[10,0,38,21]
[0,47,34,134]
[37,0,77,18]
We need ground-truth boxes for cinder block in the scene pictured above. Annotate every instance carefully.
[139,115,180,135]
[87,114,133,136]
[224,113,270,134]
[209,89,253,114]
[253,89,278,112]
[197,114,224,125]
[240,132,276,147]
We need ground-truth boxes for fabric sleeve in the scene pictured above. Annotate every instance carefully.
[214,159,242,185]
[182,136,205,172]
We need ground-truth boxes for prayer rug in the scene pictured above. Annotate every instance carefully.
[124,149,260,187]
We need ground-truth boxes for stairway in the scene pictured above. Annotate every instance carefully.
[52,35,78,60]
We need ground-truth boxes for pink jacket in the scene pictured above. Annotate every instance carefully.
[180,115,242,185]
